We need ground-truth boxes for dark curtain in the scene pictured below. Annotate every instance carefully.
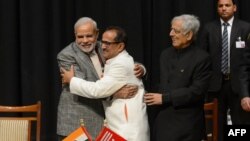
[0,0,250,140]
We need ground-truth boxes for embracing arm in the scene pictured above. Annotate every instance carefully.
[70,77,126,98]
[134,62,146,78]
[62,62,128,98]
[145,55,211,107]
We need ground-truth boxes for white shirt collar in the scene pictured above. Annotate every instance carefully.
[106,50,127,64]
[220,16,234,26]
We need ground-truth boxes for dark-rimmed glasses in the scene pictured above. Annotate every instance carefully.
[101,40,120,46]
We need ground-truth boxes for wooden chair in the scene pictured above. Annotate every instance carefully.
[0,101,41,141]
[204,98,218,141]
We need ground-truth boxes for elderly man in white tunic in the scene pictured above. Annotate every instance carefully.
[61,26,149,141]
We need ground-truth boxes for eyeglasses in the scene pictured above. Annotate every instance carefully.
[101,40,120,46]
[170,28,183,34]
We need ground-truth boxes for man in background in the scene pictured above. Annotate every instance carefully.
[239,35,250,114]
[199,0,250,140]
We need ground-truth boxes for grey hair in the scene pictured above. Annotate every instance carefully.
[171,14,200,40]
[74,17,98,31]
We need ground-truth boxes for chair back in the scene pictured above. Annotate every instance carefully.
[204,98,218,141]
[0,101,41,141]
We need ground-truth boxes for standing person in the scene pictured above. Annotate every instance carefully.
[199,0,250,140]
[239,35,250,113]
[57,17,145,140]
[144,14,211,141]
[61,26,150,141]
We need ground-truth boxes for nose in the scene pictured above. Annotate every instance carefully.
[82,37,89,43]
[101,43,107,49]
[170,29,174,37]
[222,5,226,10]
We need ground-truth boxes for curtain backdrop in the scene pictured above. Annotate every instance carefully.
[1,0,250,140]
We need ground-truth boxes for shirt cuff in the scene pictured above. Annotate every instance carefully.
[162,93,171,104]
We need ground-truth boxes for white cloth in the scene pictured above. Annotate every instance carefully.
[70,50,149,141]
[89,50,103,78]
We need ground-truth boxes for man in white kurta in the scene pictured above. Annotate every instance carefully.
[62,26,149,141]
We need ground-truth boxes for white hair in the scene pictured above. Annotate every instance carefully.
[172,14,200,40]
[74,17,98,31]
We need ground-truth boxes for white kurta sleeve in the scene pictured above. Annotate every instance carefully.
[70,77,126,98]
[69,59,128,98]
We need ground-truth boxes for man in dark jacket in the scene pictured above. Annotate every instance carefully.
[199,0,250,140]
[144,14,211,141]
[239,34,250,116]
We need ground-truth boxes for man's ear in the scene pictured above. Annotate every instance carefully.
[186,31,193,41]
[233,4,237,13]
[118,43,125,52]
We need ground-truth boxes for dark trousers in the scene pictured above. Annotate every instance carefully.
[206,79,250,141]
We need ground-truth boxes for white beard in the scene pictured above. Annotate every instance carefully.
[77,42,96,53]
